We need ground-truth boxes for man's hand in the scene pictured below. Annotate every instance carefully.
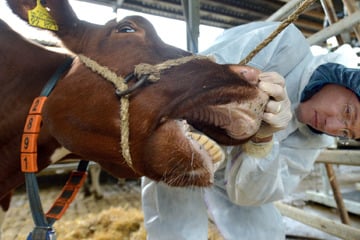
[253,72,292,141]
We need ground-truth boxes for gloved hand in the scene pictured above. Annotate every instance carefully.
[253,72,292,141]
[242,72,292,158]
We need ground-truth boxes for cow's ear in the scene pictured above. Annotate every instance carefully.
[6,0,80,31]
[37,0,80,30]
[6,0,90,53]
[6,0,36,22]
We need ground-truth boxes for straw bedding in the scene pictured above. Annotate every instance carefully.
[1,178,222,240]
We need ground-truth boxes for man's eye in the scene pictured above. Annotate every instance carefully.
[116,26,135,33]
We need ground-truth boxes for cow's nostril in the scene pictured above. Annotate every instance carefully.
[229,65,261,85]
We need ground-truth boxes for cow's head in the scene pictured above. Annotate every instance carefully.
[6,0,269,187]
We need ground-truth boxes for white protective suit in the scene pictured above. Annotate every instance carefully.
[141,22,359,240]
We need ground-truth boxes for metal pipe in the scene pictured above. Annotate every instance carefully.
[275,202,360,240]
[319,0,344,44]
[307,11,360,44]
[266,0,304,21]
[342,0,360,42]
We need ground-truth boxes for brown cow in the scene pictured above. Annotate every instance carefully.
[0,1,268,211]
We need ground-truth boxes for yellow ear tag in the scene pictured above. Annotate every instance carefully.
[28,0,58,31]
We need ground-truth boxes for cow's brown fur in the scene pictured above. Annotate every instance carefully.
[0,1,268,211]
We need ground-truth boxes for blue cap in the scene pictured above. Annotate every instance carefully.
[301,63,360,102]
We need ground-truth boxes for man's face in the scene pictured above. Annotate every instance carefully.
[296,84,360,139]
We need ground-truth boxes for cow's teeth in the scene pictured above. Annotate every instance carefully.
[190,132,201,141]
[188,132,225,164]
[212,151,224,163]
[190,133,209,145]
[208,146,218,155]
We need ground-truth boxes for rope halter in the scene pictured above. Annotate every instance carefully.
[78,54,215,171]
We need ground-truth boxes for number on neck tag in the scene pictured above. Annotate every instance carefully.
[28,0,58,31]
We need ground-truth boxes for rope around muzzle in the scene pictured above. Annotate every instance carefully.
[239,0,317,65]
[78,54,214,170]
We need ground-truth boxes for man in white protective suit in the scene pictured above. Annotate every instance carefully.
[141,21,360,240]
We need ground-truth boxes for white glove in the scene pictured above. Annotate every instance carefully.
[242,72,292,158]
[254,72,292,140]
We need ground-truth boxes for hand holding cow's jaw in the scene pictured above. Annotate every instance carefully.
[253,72,292,141]
[207,65,268,140]
[214,68,292,143]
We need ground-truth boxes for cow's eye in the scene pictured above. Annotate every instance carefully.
[116,25,135,33]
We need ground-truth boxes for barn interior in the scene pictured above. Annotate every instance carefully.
[1,0,360,239]
[77,0,358,51]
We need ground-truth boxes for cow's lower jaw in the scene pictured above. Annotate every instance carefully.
[160,168,213,187]
[163,124,225,187]
[163,120,225,187]
[186,131,225,166]
[143,119,225,187]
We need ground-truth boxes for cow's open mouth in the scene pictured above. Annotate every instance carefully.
[187,131,225,164]
[180,120,225,166]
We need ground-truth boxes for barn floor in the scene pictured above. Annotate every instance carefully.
[0,175,224,240]
[0,177,147,240]
[1,165,360,240]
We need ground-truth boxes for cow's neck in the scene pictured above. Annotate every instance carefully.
[0,38,71,200]
[0,38,69,144]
